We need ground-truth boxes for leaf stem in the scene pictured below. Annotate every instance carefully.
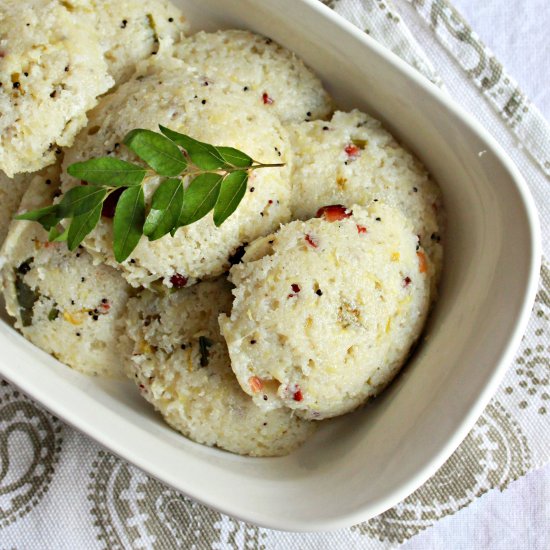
[250,162,286,169]
[17,127,287,264]
[176,163,286,180]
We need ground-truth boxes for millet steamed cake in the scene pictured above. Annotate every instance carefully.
[0,167,132,378]
[0,9,445,458]
[0,0,113,176]
[220,203,433,420]
[287,110,443,284]
[61,64,293,288]
[0,171,33,245]
[71,0,188,83]
[174,29,333,124]
[122,277,315,456]
[0,0,188,177]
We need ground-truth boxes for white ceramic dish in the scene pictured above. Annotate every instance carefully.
[0,0,540,531]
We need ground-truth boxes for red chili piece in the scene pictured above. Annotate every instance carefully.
[344,144,360,157]
[262,92,274,105]
[98,300,111,313]
[356,225,367,234]
[316,204,351,222]
[288,283,301,298]
[170,274,188,288]
[305,234,318,248]
[403,276,411,287]
[249,376,263,393]
[293,389,303,402]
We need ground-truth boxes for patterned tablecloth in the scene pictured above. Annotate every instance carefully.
[1,1,548,548]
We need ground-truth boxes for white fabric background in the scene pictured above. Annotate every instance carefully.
[399,0,550,547]
[0,2,547,548]
[454,0,550,120]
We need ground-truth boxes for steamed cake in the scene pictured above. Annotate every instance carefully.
[0,167,132,377]
[0,171,33,245]
[0,0,113,176]
[287,110,443,284]
[73,0,188,83]
[174,30,333,124]
[122,277,315,456]
[220,203,433,420]
[61,65,293,288]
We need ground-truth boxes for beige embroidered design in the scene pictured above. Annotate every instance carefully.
[506,261,550,415]
[354,401,531,542]
[0,381,63,529]
[88,451,265,549]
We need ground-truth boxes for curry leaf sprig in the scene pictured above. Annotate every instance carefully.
[16,126,284,262]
